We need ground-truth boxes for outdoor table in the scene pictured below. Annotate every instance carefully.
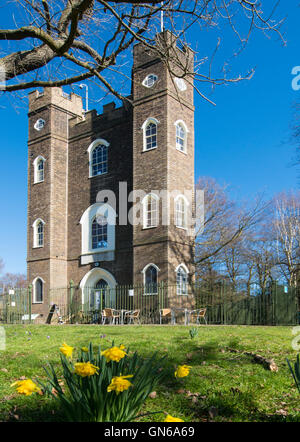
[171,308,191,325]
[116,309,128,325]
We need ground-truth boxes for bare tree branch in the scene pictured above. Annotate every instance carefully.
[0,0,285,102]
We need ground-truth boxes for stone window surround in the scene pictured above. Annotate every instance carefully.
[32,218,45,248]
[80,203,116,260]
[32,276,45,304]
[175,263,189,296]
[174,119,189,154]
[142,263,160,296]
[33,155,46,184]
[174,194,189,230]
[142,73,158,88]
[142,193,159,229]
[87,139,110,178]
[141,117,159,152]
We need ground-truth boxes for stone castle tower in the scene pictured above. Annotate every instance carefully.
[27,32,195,319]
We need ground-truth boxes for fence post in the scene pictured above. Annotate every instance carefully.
[69,280,74,323]
[28,285,32,324]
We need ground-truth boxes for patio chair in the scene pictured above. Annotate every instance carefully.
[101,308,120,325]
[159,308,172,325]
[189,308,207,325]
[124,310,140,325]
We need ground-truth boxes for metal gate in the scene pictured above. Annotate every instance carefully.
[0,288,32,324]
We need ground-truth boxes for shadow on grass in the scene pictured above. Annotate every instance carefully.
[4,399,66,422]
[6,397,300,423]
[186,387,300,422]
[172,338,221,363]
[188,389,260,422]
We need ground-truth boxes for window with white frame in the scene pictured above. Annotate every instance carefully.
[87,139,109,177]
[143,264,159,295]
[33,156,46,183]
[142,118,159,151]
[174,120,188,153]
[33,219,45,248]
[33,277,44,303]
[34,118,46,131]
[176,265,188,295]
[143,193,159,228]
[142,74,158,88]
[174,195,188,229]
[174,77,187,92]
[80,203,116,258]
[92,214,108,250]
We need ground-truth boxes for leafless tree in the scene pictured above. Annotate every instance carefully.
[195,183,300,293]
[221,236,247,292]
[244,235,278,294]
[273,191,300,287]
[195,177,268,266]
[0,1,285,104]
[0,272,27,289]
[0,258,4,274]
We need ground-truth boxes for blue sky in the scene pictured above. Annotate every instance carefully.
[0,2,299,275]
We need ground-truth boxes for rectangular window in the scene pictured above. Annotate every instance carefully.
[37,223,44,247]
[175,198,186,228]
[92,145,108,176]
[145,196,158,228]
[92,219,108,249]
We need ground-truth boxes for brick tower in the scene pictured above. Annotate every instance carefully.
[27,31,195,320]
[27,88,83,317]
[132,32,195,288]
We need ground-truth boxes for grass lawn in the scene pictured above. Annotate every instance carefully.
[0,324,299,422]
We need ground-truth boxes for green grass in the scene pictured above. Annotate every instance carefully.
[0,324,299,422]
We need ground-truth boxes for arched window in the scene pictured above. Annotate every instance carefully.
[176,265,188,295]
[91,214,108,250]
[174,120,188,153]
[174,195,188,229]
[91,144,108,176]
[87,139,109,177]
[33,219,45,248]
[143,193,159,228]
[142,118,159,151]
[33,277,44,303]
[33,156,46,183]
[80,203,116,263]
[143,264,159,295]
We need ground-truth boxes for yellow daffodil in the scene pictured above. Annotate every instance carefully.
[11,379,41,396]
[101,345,126,363]
[174,364,192,378]
[59,343,74,358]
[107,375,133,394]
[74,362,99,377]
[164,414,184,422]
[81,347,89,352]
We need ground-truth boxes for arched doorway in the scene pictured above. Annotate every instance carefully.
[80,268,117,309]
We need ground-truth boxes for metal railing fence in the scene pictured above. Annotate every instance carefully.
[48,281,299,326]
[0,282,298,325]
